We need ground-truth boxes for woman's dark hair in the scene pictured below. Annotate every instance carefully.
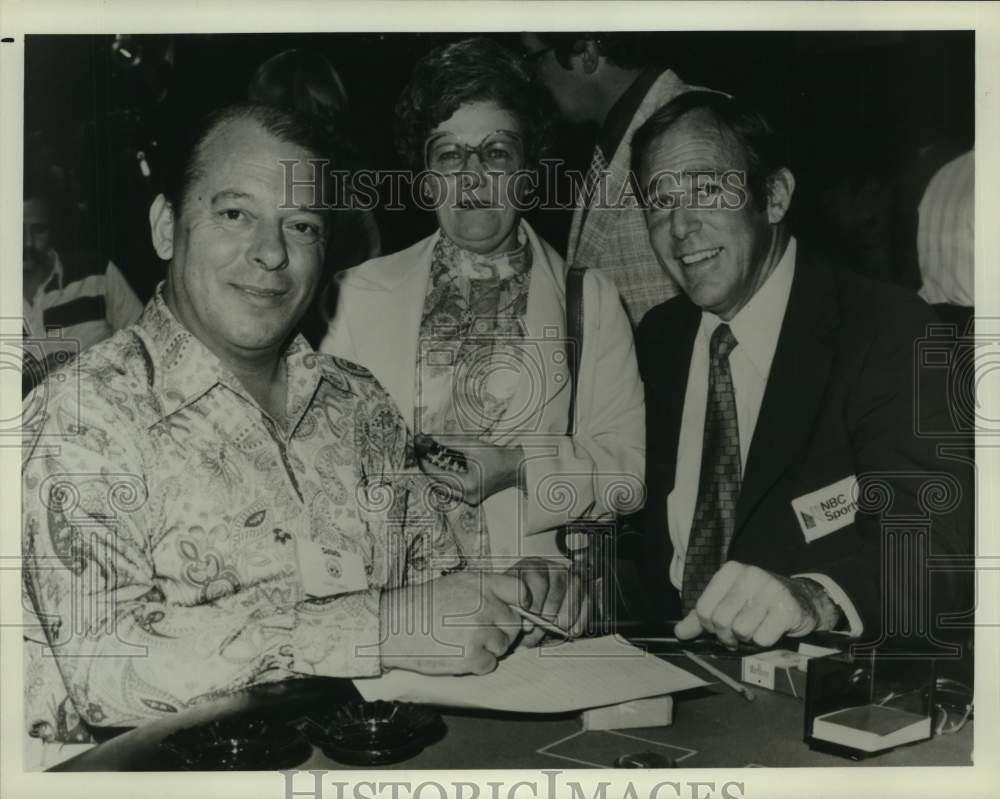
[246,48,363,169]
[631,90,791,212]
[394,37,556,172]
[249,48,350,119]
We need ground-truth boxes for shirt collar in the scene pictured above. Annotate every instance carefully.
[47,250,64,291]
[700,236,797,380]
[137,283,322,425]
[29,250,64,307]
[436,226,531,282]
[598,66,664,161]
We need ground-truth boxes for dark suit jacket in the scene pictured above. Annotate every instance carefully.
[635,247,973,646]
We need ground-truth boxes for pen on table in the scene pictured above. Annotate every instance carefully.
[681,649,756,701]
[509,604,570,640]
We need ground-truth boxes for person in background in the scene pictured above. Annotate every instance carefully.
[248,48,383,345]
[917,149,974,319]
[631,91,971,650]
[22,169,143,395]
[21,103,577,769]
[519,32,692,327]
[320,38,644,573]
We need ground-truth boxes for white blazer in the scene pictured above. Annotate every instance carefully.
[320,221,645,558]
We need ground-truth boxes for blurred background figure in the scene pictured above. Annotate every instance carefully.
[249,46,350,119]
[519,32,691,328]
[22,146,143,397]
[917,149,974,323]
[248,48,383,345]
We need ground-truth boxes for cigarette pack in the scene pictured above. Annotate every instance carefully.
[741,650,810,698]
[708,643,839,700]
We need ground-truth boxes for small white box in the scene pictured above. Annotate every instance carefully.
[580,695,674,731]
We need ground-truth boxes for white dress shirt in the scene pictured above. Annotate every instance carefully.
[666,237,862,634]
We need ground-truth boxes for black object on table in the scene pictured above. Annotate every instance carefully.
[50,678,447,771]
[50,677,358,771]
[294,699,446,766]
[49,659,973,771]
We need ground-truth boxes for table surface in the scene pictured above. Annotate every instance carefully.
[52,660,973,771]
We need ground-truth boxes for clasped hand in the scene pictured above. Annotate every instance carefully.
[674,561,837,648]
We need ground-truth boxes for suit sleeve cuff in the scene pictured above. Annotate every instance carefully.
[793,572,864,638]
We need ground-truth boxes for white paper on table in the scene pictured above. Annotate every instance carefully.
[354,635,707,713]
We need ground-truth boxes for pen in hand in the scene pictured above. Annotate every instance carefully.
[509,604,570,640]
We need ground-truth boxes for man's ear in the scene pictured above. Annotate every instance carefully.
[765,168,796,225]
[149,194,175,261]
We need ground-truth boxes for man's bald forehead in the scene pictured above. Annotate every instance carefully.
[184,117,316,205]
[643,108,750,173]
[169,102,330,214]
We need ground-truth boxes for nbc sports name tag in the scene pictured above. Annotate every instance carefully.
[791,475,859,543]
[295,538,368,597]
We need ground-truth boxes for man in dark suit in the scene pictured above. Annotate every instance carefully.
[630,91,971,650]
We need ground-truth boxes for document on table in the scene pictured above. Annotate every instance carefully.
[354,635,707,713]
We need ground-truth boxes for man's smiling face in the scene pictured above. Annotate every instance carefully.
[158,117,327,362]
[641,109,782,320]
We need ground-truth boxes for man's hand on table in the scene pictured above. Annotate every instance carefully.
[507,557,589,647]
[675,561,843,648]
[379,571,526,676]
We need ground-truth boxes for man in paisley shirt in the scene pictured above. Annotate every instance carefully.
[21,104,582,767]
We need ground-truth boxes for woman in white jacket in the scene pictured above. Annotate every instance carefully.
[321,38,644,567]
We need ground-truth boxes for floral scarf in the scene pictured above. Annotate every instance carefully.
[414,229,532,556]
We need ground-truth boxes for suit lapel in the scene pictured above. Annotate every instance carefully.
[640,298,700,523]
[734,251,840,536]
[640,297,699,618]
[653,305,700,495]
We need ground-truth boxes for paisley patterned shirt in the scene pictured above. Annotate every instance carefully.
[21,288,458,740]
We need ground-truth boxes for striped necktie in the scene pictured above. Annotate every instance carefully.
[682,323,741,614]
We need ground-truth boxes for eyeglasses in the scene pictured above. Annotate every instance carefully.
[424,130,526,175]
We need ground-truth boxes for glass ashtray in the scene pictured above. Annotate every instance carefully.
[295,700,446,766]
[157,715,311,770]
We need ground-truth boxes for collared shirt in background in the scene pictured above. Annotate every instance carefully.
[23,251,143,351]
[596,66,664,163]
[22,251,144,397]
[566,68,690,328]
